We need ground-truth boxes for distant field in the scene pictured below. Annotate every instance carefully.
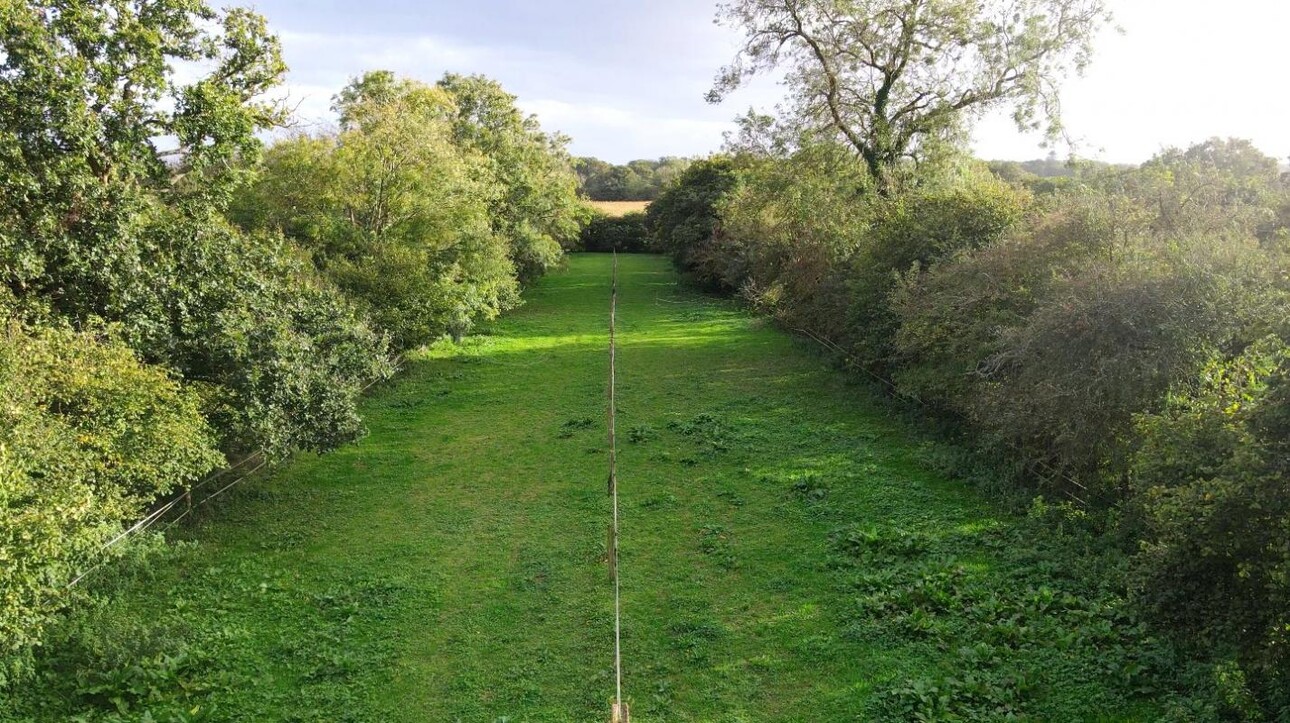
[587,200,650,216]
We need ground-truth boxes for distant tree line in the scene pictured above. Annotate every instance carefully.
[573,156,692,201]
[0,0,581,680]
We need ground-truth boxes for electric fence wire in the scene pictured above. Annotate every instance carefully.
[67,354,405,588]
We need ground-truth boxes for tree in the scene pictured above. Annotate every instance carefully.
[0,0,287,217]
[0,0,392,456]
[646,157,745,288]
[436,74,586,281]
[240,73,520,349]
[574,157,695,201]
[708,0,1112,194]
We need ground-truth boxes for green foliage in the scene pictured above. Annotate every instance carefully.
[1129,337,1290,707]
[437,74,587,281]
[645,157,745,288]
[237,71,584,347]
[0,0,391,456]
[577,212,651,253]
[985,154,1132,196]
[573,157,693,201]
[0,0,286,213]
[849,500,1181,720]
[672,149,1027,367]
[237,76,518,349]
[4,540,411,722]
[717,144,874,335]
[0,322,221,682]
[137,214,393,456]
[891,144,1287,495]
[844,172,1029,369]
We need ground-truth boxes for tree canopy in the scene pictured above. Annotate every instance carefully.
[437,73,587,281]
[709,0,1112,192]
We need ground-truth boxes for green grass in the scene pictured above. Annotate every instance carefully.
[3,254,1182,721]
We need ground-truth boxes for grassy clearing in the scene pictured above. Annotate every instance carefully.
[2,255,1179,721]
[588,200,650,216]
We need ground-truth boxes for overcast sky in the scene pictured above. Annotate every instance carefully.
[249,0,1290,165]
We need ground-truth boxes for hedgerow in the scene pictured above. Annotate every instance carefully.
[0,0,580,677]
[649,137,1290,714]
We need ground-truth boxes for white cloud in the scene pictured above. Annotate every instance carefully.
[519,98,734,159]
[259,0,1290,165]
[269,25,771,161]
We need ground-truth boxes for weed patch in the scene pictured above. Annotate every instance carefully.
[557,417,595,438]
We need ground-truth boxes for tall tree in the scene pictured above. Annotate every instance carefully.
[241,73,520,348]
[0,0,391,456]
[708,0,1112,193]
[437,74,586,281]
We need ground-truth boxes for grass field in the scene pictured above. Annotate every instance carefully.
[588,200,650,216]
[4,255,1173,721]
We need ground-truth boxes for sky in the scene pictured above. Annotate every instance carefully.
[246,0,1290,165]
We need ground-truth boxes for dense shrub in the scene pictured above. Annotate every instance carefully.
[579,212,651,253]
[646,157,745,289]
[893,146,1289,706]
[1129,336,1290,706]
[658,152,1028,363]
[0,319,222,682]
[657,137,1290,713]
[0,1,449,677]
[717,145,873,338]
[124,210,394,455]
[842,173,1029,370]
